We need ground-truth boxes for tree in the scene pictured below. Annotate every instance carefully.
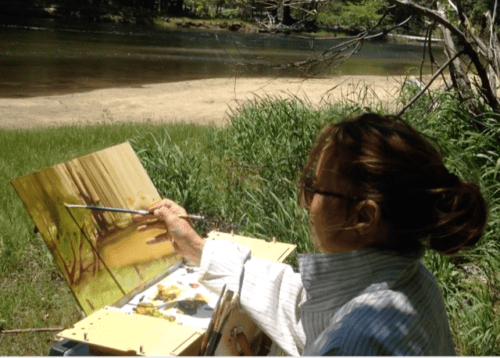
[387,0,500,118]
[292,0,500,120]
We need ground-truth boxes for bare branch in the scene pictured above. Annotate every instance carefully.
[0,327,65,334]
[491,0,498,49]
[447,0,470,26]
[389,0,498,111]
[396,51,464,117]
[388,0,467,40]
[447,0,458,14]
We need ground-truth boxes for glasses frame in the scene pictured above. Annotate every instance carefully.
[302,178,364,206]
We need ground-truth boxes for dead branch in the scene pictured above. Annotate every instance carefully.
[0,327,65,334]
[388,0,500,112]
[388,0,466,39]
[267,7,410,76]
[397,50,463,117]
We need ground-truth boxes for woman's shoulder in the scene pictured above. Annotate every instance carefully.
[319,297,455,355]
[348,261,447,322]
[317,263,454,355]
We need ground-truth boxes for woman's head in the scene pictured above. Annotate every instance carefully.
[300,113,488,255]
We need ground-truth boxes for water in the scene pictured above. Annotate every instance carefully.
[0,17,444,98]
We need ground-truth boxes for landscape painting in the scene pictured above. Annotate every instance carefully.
[11,142,180,315]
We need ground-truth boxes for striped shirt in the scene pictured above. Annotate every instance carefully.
[199,240,455,356]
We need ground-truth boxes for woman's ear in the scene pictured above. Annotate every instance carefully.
[354,200,380,236]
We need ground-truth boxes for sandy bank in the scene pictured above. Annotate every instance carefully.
[0,76,407,130]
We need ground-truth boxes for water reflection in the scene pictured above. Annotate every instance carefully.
[0,17,445,98]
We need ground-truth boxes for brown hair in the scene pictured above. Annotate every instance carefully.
[299,113,488,254]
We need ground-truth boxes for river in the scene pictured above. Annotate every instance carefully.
[0,17,444,98]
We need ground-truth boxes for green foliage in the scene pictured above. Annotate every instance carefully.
[207,97,327,251]
[131,128,216,213]
[317,0,386,28]
[458,0,492,26]
[211,97,324,186]
[183,0,225,17]
[130,98,329,259]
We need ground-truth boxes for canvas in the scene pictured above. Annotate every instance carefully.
[11,142,180,316]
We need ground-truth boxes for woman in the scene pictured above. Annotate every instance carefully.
[134,113,487,355]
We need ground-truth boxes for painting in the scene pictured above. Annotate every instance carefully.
[11,142,180,316]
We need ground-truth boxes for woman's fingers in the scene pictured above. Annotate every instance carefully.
[132,213,156,223]
[137,220,167,232]
[147,199,169,212]
[146,232,171,245]
[148,199,187,216]
[134,205,187,233]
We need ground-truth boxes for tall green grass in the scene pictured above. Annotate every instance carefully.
[1,85,499,355]
[130,98,331,256]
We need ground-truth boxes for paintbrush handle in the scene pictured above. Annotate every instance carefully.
[200,284,226,355]
[65,204,149,215]
[65,204,207,219]
[178,214,206,220]
[205,290,234,356]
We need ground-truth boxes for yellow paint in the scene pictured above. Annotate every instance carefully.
[101,228,176,269]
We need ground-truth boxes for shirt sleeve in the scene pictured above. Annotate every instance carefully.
[198,239,307,356]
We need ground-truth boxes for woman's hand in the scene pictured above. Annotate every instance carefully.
[133,199,205,265]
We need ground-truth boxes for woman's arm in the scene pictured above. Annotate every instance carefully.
[199,239,306,356]
[134,199,306,355]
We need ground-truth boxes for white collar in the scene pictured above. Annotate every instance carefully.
[298,248,422,312]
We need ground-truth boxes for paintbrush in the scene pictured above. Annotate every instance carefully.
[204,289,234,356]
[206,292,239,356]
[64,204,206,220]
[200,284,227,355]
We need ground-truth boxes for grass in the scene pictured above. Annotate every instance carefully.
[1,84,499,355]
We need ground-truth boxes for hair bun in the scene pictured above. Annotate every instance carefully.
[429,180,487,254]
[446,172,461,188]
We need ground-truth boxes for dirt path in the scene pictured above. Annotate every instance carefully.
[0,76,406,129]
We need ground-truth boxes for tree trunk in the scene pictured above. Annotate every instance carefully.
[484,10,500,98]
[170,0,183,15]
[281,0,294,25]
[437,2,480,115]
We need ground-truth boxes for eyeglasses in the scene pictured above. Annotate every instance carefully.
[302,177,363,207]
